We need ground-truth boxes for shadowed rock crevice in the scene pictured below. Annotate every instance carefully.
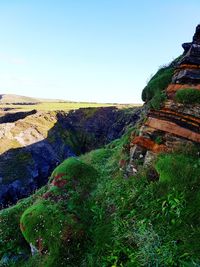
[0,110,37,124]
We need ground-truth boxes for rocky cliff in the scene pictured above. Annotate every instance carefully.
[130,25,200,172]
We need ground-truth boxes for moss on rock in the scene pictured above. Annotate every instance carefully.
[19,157,99,265]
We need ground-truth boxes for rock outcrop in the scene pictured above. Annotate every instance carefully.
[130,25,200,171]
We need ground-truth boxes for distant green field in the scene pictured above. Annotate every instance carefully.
[0,102,141,112]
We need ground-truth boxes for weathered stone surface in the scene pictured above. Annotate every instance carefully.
[182,42,192,53]
[167,84,200,98]
[164,100,200,117]
[172,68,200,84]
[193,24,200,44]
[148,108,200,133]
[145,117,200,143]
[172,25,200,85]
[182,25,200,53]
[131,136,167,153]
[179,44,200,65]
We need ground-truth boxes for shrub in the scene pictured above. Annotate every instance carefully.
[175,88,200,104]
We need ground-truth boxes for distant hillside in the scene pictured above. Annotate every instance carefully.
[0,94,40,104]
[0,94,75,104]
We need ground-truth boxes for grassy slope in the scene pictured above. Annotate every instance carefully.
[0,124,200,266]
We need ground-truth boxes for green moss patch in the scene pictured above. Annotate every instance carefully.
[50,157,98,193]
[18,158,99,266]
[0,186,47,257]
[20,200,83,255]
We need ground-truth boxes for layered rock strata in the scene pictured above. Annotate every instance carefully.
[130,25,200,170]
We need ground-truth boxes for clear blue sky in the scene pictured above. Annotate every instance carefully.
[0,0,200,103]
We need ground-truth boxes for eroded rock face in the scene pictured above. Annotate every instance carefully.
[172,25,200,85]
[0,111,74,208]
[130,25,200,172]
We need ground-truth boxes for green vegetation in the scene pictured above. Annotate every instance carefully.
[0,101,139,113]
[0,102,113,112]
[149,91,167,110]
[80,143,200,266]
[175,88,200,104]
[1,124,200,266]
[18,158,99,267]
[0,186,47,258]
[141,59,180,109]
[142,65,174,102]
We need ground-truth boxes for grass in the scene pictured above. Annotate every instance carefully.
[175,88,200,104]
[140,57,185,109]
[1,124,200,266]
[0,102,140,112]
[149,91,167,110]
[78,141,200,266]
[142,65,174,103]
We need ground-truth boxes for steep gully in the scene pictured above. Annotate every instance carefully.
[0,106,141,207]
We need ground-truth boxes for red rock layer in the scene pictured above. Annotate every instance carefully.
[177,64,200,70]
[167,84,200,98]
[149,108,200,132]
[131,136,167,153]
[145,117,200,143]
